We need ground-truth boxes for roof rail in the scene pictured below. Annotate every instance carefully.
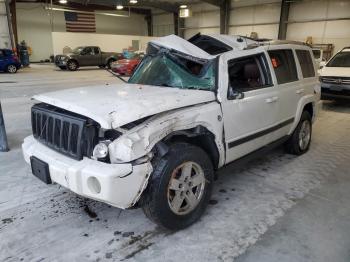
[341,46,350,50]
[246,39,310,49]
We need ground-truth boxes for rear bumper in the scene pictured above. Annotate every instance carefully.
[22,136,152,209]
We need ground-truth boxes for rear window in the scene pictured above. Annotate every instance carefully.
[296,50,315,78]
[268,49,298,84]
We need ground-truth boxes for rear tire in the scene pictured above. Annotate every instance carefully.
[285,111,312,155]
[6,64,17,73]
[142,143,214,230]
[67,60,78,71]
[107,59,115,69]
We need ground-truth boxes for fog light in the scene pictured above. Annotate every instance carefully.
[93,142,109,159]
[87,176,101,194]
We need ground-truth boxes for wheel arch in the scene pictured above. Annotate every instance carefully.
[105,57,116,66]
[289,95,318,135]
[67,58,79,67]
[156,125,221,170]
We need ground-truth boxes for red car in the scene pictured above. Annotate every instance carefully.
[111,55,143,76]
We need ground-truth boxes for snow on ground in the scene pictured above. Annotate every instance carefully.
[0,65,350,262]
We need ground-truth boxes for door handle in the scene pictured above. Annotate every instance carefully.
[265,96,278,103]
[296,89,304,94]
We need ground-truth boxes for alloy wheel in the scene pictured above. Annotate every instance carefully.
[167,161,206,215]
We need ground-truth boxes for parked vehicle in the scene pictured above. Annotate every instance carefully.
[54,46,123,71]
[0,49,21,73]
[23,34,321,230]
[110,53,144,76]
[319,47,350,100]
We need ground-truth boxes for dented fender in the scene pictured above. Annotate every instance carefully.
[108,102,226,167]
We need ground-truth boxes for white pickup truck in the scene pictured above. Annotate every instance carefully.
[23,34,321,230]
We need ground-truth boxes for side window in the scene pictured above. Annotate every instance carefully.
[93,47,100,55]
[296,49,315,78]
[227,53,272,97]
[83,47,93,55]
[268,49,298,84]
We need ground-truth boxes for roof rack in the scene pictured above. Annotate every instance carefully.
[246,39,310,49]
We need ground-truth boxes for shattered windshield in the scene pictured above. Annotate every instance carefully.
[128,48,216,91]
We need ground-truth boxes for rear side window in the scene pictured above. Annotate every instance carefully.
[93,47,100,54]
[296,50,315,78]
[268,49,298,84]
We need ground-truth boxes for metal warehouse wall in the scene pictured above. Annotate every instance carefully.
[0,0,12,49]
[182,0,350,52]
[16,3,148,62]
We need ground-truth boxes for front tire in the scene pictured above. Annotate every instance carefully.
[6,64,17,73]
[67,60,78,71]
[285,111,312,155]
[142,143,214,230]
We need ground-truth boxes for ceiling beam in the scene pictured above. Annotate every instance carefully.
[131,1,178,13]
[200,0,224,7]
[278,0,290,40]
[220,0,230,34]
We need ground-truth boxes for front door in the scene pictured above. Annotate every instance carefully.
[219,49,280,163]
[79,47,97,66]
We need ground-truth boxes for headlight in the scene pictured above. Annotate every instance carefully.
[92,142,109,159]
[60,56,67,61]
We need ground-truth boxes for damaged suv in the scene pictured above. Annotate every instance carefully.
[23,34,320,230]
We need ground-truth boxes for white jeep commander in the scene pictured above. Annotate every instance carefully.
[23,34,321,230]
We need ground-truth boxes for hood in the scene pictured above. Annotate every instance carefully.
[33,84,216,129]
[320,66,350,77]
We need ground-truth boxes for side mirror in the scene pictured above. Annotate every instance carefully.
[228,86,245,100]
[319,61,326,69]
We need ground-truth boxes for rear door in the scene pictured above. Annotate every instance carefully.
[219,49,281,163]
[267,47,316,138]
[92,47,102,65]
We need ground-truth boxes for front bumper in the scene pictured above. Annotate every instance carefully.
[321,84,350,100]
[55,60,67,67]
[22,136,152,209]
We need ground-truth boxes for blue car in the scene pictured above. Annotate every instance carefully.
[0,49,21,73]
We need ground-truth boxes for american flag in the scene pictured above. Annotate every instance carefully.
[64,11,96,33]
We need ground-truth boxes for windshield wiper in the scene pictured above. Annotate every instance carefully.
[185,86,210,91]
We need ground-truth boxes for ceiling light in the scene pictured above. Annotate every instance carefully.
[180,4,187,8]
[129,0,138,3]
[59,0,68,4]
[116,4,124,10]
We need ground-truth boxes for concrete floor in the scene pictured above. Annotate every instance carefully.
[0,65,350,262]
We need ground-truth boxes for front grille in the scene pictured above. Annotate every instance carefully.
[31,103,99,160]
[321,76,350,85]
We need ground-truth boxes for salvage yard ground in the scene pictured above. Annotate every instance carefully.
[1,65,350,262]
